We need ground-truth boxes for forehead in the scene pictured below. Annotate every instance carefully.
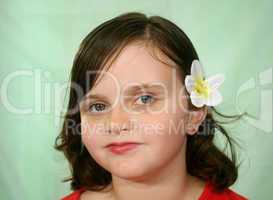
[90,42,179,93]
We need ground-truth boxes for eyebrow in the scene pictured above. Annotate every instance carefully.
[84,83,165,101]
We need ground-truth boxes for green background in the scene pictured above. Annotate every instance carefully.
[0,0,272,199]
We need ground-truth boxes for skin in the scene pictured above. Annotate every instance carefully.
[79,41,207,200]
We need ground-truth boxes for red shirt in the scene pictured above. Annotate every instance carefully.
[61,182,248,200]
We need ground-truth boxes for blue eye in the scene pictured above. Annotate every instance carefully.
[135,95,154,105]
[87,95,155,114]
[89,103,107,113]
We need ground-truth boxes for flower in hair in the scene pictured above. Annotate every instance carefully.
[184,60,225,108]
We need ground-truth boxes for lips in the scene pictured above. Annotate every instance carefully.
[106,142,140,147]
[106,142,141,154]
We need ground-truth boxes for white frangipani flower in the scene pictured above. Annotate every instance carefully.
[184,60,225,108]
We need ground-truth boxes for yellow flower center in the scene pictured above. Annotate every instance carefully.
[194,77,210,98]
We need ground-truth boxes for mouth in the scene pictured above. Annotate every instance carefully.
[105,142,141,154]
[105,142,140,147]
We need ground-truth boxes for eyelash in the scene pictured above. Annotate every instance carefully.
[88,94,155,114]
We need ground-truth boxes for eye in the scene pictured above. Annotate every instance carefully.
[135,94,154,105]
[88,103,107,113]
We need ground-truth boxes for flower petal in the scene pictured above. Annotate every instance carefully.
[185,75,195,93]
[190,91,205,108]
[206,74,225,90]
[205,89,223,106]
[191,60,204,78]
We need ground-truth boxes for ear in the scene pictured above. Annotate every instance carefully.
[186,106,208,135]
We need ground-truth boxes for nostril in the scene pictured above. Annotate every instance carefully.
[107,124,131,135]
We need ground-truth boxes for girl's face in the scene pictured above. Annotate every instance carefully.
[79,42,191,181]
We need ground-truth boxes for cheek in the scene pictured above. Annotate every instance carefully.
[81,118,102,151]
[153,134,185,161]
[139,109,188,138]
[81,118,109,166]
[154,104,188,148]
[139,112,187,150]
[154,117,186,150]
[140,116,187,171]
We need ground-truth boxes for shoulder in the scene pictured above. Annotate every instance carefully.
[199,182,248,200]
[61,187,113,200]
[61,188,86,200]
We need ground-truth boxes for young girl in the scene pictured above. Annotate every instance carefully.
[55,12,248,200]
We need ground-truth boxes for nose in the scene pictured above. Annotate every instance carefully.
[108,103,131,135]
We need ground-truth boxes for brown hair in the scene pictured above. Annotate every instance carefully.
[55,12,245,192]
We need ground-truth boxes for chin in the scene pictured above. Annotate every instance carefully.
[110,164,151,181]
